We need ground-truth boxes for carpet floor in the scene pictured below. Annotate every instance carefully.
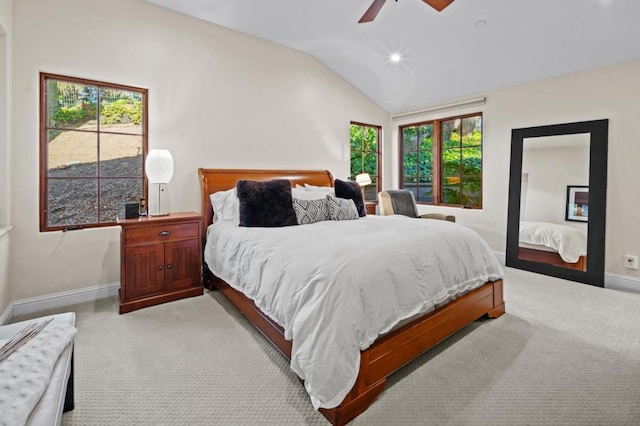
[14,267,640,425]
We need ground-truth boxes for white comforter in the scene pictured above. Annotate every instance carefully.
[205,216,503,409]
[519,221,587,263]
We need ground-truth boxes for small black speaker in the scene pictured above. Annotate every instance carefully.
[117,202,140,219]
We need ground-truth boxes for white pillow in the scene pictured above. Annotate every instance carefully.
[209,188,239,223]
[304,184,334,193]
[292,187,332,200]
[294,184,306,190]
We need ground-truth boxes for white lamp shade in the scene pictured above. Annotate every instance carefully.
[355,173,372,186]
[145,149,174,183]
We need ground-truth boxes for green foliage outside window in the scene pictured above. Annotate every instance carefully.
[350,123,380,201]
[101,99,143,125]
[52,105,89,125]
[402,125,434,181]
[401,115,482,207]
[48,81,143,127]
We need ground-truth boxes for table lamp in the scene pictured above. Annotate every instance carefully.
[355,173,372,187]
[145,149,174,216]
[355,172,372,201]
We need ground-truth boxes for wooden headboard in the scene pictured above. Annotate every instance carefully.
[197,168,334,240]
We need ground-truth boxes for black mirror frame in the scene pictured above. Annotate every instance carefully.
[506,119,608,287]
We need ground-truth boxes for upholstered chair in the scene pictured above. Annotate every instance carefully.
[377,190,455,222]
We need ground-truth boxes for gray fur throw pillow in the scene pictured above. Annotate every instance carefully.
[237,179,298,227]
[334,179,366,217]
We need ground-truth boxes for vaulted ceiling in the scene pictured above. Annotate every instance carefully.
[147,0,640,113]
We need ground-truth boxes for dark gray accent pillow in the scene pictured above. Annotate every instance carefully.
[327,196,360,221]
[237,179,298,227]
[292,197,330,225]
[334,179,366,217]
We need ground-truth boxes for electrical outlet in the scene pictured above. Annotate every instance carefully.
[624,255,639,270]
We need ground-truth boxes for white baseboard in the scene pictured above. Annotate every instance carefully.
[604,272,640,294]
[0,303,13,326]
[12,281,120,317]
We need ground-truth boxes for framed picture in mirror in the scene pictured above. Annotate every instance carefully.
[566,185,589,222]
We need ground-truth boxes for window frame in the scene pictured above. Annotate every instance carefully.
[398,112,483,209]
[350,121,382,202]
[39,73,149,232]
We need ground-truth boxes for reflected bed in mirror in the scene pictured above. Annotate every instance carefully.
[507,119,608,287]
[518,222,587,271]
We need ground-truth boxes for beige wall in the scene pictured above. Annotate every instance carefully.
[393,58,640,278]
[10,0,389,300]
[0,231,9,316]
[0,0,12,315]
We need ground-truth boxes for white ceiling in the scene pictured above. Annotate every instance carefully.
[146,0,640,113]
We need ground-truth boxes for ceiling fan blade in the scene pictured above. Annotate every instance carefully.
[423,0,454,12]
[359,0,387,23]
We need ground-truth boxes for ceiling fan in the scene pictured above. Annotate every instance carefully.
[359,0,454,23]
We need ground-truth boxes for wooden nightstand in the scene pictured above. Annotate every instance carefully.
[365,201,378,215]
[118,212,203,314]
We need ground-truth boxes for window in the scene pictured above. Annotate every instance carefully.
[400,113,482,208]
[350,122,381,202]
[40,73,148,231]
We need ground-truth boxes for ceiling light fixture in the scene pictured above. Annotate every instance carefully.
[390,53,402,63]
[475,19,487,29]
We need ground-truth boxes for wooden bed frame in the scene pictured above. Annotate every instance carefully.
[518,246,587,271]
[198,168,505,425]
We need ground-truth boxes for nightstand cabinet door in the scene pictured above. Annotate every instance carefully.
[165,239,200,291]
[123,244,165,299]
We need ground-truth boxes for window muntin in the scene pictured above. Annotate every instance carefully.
[350,122,381,202]
[400,113,482,208]
[40,73,148,231]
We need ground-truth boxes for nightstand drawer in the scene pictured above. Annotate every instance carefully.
[124,222,199,246]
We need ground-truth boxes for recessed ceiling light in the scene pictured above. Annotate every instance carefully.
[390,53,402,63]
[475,19,487,28]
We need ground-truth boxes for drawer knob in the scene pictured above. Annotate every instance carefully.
[159,231,171,237]
[157,265,163,271]
[166,264,173,270]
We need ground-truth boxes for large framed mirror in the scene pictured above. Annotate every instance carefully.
[506,119,608,287]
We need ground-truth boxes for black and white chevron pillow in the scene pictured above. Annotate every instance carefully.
[327,196,359,221]
[292,197,330,225]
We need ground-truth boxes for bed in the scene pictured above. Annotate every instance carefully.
[198,168,505,425]
[518,221,587,271]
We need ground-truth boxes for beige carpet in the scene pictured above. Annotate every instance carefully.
[14,267,640,425]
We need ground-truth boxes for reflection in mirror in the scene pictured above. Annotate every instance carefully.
[518,134,589,271]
